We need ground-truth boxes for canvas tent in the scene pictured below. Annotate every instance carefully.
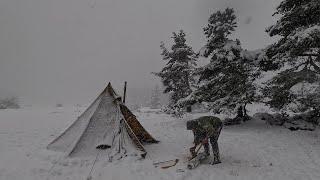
[47,83,158,159]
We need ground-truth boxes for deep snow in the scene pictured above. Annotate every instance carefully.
[0,106,320,180]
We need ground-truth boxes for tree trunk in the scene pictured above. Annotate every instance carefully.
[186,106,192,112]
[237,106,243,118]
[243,103,247,117]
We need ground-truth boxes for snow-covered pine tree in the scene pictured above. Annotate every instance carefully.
[262,0,320,112]
[180,8,260,114]
[153,30,197,111]
[150,85,162,109]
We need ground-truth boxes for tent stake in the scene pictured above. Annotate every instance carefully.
[123,81,127,104]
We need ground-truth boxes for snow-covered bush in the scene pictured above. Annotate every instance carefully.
[0,97,20,109]
[290,111,320,126]
[306,110,320,126]
[223,117,242,126]
[281,111,319,131]
[253,112,317,131]
[268,113,287,126]
[284,114,316,131]
[253,112,286,126]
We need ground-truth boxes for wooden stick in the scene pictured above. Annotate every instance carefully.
[123,81,127,104]
[188,143,203,161]
[161,159,179,169]
[153,159,178,165]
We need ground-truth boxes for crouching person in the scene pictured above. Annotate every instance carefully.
[187,116,223,165]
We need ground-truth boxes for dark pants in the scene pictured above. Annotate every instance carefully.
[203,127,222,163]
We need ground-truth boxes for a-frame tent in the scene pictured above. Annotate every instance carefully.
[47,83,158,159]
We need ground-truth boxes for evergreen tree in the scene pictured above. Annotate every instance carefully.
[180,8,260,114]
[153,30,197,109]
[262,0,320,112]
[150,85,162,109]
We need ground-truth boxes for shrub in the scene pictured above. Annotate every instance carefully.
[56,103,63,108]
[0,97,20,109]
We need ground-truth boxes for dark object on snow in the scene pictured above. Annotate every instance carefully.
[187,116,222,165]
[288,127,299,131]
[253,113,273,121]
[96,144,111,149]
[285,122,315,131]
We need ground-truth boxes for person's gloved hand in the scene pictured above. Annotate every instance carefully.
[202,137,209,144]
[189,146,196,157]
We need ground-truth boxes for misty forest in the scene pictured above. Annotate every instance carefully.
[1,0,320,180]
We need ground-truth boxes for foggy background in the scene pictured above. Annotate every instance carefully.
[0,0,280,107]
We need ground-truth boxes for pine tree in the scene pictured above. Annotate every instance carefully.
[262,0,320,112]
[180,8,260,114]
[150,85,161,109]
[153,30,197,110]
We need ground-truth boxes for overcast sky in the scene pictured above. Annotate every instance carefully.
[0,0,281,105]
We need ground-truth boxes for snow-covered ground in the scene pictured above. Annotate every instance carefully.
[0,107,320,180]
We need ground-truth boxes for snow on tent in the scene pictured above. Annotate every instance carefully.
[47,83,158,159]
